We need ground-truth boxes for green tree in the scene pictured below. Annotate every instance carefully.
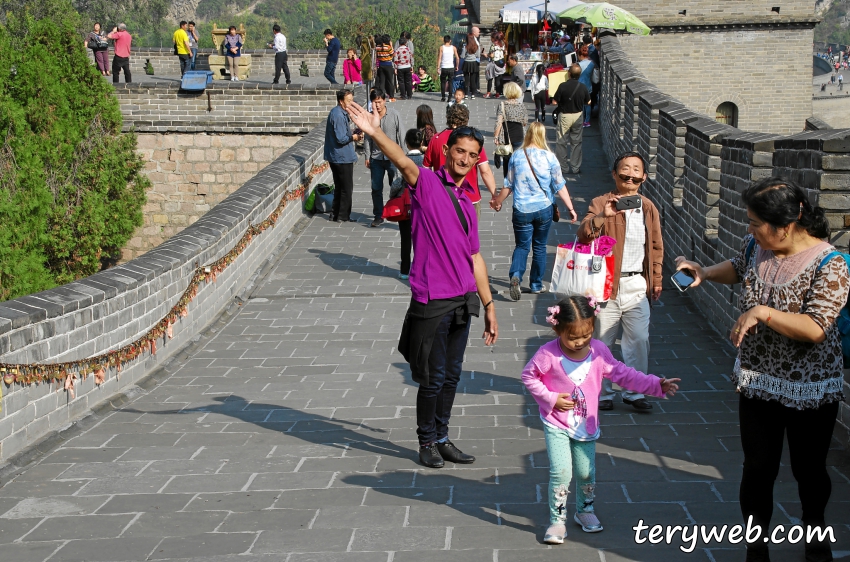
[0,0,148,300]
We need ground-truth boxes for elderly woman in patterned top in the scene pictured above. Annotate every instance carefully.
[675,177,849,562]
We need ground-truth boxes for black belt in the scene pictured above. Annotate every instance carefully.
[620,271,641,277]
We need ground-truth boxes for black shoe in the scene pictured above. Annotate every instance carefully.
[599,400,614,411]
[805,523,833,562]
[272,80,279,84]
[746,545,770,562]
[437,441,475,464]
[419,444,444,468]
[329,214,339,222]
[370,218,384,227]
[623,397,653,411]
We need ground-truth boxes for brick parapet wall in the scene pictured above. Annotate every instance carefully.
[598,34,850,445]
[110,49,344,82]
[114,82,343,134]
[0,125,330,462]
[127,132,301,261]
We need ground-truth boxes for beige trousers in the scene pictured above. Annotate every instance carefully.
[594,274,650,402]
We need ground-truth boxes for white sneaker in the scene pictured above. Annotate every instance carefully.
[544,523,567,544]
[574,512,603,533]
[230,77,235,81]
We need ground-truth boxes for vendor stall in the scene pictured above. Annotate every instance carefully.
[498,0,584,62]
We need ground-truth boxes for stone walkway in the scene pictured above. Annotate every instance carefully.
[1,93,848,562]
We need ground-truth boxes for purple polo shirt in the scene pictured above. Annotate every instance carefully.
[409,167,480,304]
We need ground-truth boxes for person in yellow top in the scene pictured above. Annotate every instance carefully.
[173,21,192,76]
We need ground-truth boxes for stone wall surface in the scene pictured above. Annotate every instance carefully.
[122,49,344,81]
[127,132,301,261]
[598,33,850,444]
[114,81,339,134]
[0,125,329,463]
[618,28,813,135]
[602,0,815,22]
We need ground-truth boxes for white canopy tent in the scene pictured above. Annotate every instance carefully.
[500,0,584,22]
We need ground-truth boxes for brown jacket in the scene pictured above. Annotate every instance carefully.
[577,192,663,300]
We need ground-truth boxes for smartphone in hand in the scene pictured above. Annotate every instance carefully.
[671,269,696,292]
[615,195,642,211]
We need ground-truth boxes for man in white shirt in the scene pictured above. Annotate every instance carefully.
[270,24,291,85]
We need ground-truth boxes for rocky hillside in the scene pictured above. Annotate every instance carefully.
[816,0,850,45]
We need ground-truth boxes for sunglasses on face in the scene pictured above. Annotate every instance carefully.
[617,173,644,185]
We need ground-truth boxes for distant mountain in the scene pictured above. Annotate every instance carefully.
[816,0,850,45]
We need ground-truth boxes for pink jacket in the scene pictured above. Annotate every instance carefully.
[522,339,665,435]
[343,58,362,83]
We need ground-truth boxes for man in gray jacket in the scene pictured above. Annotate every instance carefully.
[365,89,404,227]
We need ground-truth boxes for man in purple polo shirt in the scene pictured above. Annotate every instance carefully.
[346,101,498,469]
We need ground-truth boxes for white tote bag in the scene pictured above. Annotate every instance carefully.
[550,237,615,302]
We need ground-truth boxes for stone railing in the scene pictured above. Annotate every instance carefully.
[0,123,330,464]
[598,34,850,443]
[122,48,344,81]
[114,81,340,134]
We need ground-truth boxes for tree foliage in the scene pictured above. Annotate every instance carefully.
[0,0,148,300]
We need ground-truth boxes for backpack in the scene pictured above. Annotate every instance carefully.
[305,183,334,214]
[745,238,850,366]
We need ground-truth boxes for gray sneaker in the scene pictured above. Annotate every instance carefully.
[510,276,521,301]
[574,512,603,533]
[544,523,567,544]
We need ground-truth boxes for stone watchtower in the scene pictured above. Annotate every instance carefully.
[470,0,817,136]
[605,0,818,135]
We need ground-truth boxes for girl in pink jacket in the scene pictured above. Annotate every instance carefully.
[522,295,680,545]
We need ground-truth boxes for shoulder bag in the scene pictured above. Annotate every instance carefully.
[494,102,514,156]
[523,149,560,222]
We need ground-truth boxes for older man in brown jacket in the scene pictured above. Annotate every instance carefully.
[577,151,663,411]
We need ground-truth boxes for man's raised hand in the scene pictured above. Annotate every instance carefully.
[345,102,380,137]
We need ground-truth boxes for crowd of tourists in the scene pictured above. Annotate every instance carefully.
[84,21,847,562]
[324,26,847,557]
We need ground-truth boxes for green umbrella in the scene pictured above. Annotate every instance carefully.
[558,2,651,36]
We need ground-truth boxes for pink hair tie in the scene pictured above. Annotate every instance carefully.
[586,295,601,316]
[546,305,560,326]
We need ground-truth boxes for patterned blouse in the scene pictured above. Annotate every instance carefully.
[495,99,528,146]
[729,234,849,409]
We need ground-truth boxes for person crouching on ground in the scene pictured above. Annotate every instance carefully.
[344,101,499,470]
[523,296,679,544]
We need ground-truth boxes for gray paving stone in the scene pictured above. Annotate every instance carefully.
[121,511,228,537]
[23,513,136,541]
[95,493,194,514]
[151,533,256,559]
[252,528,353,553]
[0,541,62,562]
